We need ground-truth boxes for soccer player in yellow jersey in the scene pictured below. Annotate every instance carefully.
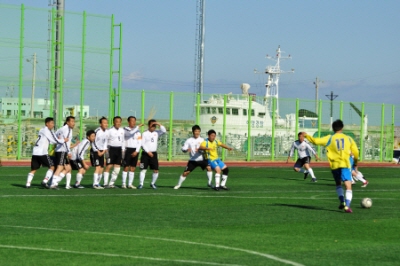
[303,119,359,213]
[200,129,232,191]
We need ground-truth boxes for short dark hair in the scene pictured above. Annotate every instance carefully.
[66,116,75,122]
[127,116,136,122]
[332,119,344,132]
[192,125,201,133]
[99,116,107,124]
[208,129,216,136]
[86,129,95,137]
[298,132,303,137]
[45,117,53,124]
[148,119,156,127]
[113,116,122,123]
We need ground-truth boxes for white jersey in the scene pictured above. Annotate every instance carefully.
[141,126,166,153]
[55,124,73,153]
[182,137,205,162]
[107,126,125,150]
[32,126,65,156]
[289,140,316,159]
[71,138,91,161]
[92,127,109,152]
[124,126,142,149]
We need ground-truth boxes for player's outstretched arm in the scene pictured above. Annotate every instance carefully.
[220,143,232,151]
[304,133,330,146]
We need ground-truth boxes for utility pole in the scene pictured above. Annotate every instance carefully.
[27,53,38,118]
[313,77,323,115]
[326,91,338,126]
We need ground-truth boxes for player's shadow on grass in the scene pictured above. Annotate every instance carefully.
[156,185,210,191]
[12,183,45,189]
[272,203,340,212]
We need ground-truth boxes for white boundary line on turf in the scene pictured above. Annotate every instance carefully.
[0,244,243,266]
[0,225,305,266]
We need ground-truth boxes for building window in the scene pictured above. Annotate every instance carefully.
[226,108,230,115]
[206,107,211,114]
[243,109,247,116]
[211,107,217,114]
[232,108,239,115]
[201,107,206,114]
[21,110,26,116]
[251,109,255,116]
[218,108,223,114]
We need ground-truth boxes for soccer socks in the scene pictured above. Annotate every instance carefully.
[93,173,99,186]
[103,172,110,186]
[109,167,121,186]
[307,168,316,178]
[151,172,159,185]
[299,168,307,173]
[43,169,53,183]
[26,173,34,186]
[336,186,345,203]
[215,174,221,187]
[76,173,83,185]
[221,175,228,186]
[139,170,147,185]
[177,175,186,186]
[66,173,71,187]
[356,172,367,183]
[207,171,213,185]
[128,172,134,186]
[122,171,128,185]
[345,190,353,207]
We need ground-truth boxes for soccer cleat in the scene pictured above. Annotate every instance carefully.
[311,178,317,183]
[128,185,137,189]
[150,183,157,189]
[174,185,180,190]
[93,184,104,189]
[65,186,72,190]
[207,183,214,189]
[50,185,59,190]
[214,186,220,191]
[338,202,346,210]
[25,185,30,189]
[304,172,309,180]
[220,185,230,191]
[121,184,127,189]
[137,184,143,189]
[73,184,85,189]
[361,180,369,188]
[344,206,353,213]
[41,181,48,188]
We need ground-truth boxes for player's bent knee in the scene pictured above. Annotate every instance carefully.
[112,167,121,176]
[222,168,229,175]
[141,169,147,174]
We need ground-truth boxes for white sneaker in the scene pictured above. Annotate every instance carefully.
[174,185,180,189]
[128,185,136,189]
[65,186,72,189]
[121,184,127,189]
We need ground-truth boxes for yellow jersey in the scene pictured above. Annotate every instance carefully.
[305,133,359,170]
[200,139,222,161]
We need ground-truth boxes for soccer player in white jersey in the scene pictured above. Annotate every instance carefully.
[138,119,166,189]
[26,117,68,188]
[349,154,369,187]
[286,132,320,182]
[103,116,125,188]
[122,116,143,189]
[90,117,109,189]
[174,125,212,189]
[70,130,96,188]
[49,116,75,189]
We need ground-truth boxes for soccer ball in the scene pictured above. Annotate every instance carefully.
[361,198,372,208]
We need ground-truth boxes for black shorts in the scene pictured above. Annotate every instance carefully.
[107,146,122,165]
[140,151,159,170]
[294,156,311,168]
[124,148,139,167]
[90,150,105,168]
[184,160,209,172]
[70,159,84,170]
[55,151,70,166]
[31,155,54,170]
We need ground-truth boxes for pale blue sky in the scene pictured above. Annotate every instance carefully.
[1,0,400,107]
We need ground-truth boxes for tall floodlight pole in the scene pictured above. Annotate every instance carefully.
[314,77,323,115]
[27,53,38,118]
[54,0,64,127]
[195,0,205,101]
[326,91,338,126]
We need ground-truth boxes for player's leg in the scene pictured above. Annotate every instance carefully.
[72,160,85,188]
[355,170,368,187]
[41,155,55,186]
[138,153,149,189]
[51,152,66,188]
[26,156,39,188]
[294,158,309,179]
[64,164,72,189]
[108,147,122,188]
[303,158,316,182]
[332,169,346,209]
[150,153,159,189]
[122,148,133,188]
[220,164,229,190]
[122,165,129,189]
[174,161,195,189]
[213,163,222,191]
[128,166,137,189]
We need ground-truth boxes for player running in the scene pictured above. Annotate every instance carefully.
[138,119,166,189]
[350,154,369,187]
[26,117,68,188]
[304,119,359,213]
[286,132,320,182]
[174,125,213,189]
[199,129,232,191]
[70,130,96,188]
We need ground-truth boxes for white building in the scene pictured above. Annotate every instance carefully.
[0,97,90,119]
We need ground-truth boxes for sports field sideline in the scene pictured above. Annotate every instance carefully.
[0,165,399,265]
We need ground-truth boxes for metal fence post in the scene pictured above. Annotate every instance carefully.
[271,97,276,161]
[247,95,252,162]
[168,92,174,161]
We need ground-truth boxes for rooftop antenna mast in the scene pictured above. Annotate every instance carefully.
[264,46,294,117]
[194,0,205,101]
